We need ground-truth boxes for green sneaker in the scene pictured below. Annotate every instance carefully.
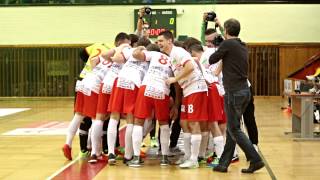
[79,151,90,159]
[150,137,158,148]
[207,157,220,168]
[198,157,207,165]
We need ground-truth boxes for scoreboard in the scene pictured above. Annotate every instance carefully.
[134,9,177,38]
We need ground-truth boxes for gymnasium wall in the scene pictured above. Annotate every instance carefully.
[0,4,319,45]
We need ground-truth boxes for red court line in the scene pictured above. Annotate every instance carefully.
[52,160,107,180]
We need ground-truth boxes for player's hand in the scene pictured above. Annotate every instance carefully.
[170,105,179,121]
[166,77,177,85]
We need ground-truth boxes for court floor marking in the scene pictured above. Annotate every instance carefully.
[47,124,127,179]
[0,108,30,117]
[46,156,80,180]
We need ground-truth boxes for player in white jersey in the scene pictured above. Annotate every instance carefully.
[62,33,131,161]
[125,44,175,167]
[189,44,227,167]
[107,38,151,165]
[158,30,208,169]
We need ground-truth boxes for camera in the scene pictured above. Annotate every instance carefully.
[206,11,216,22]
[212,35,224,46]
[144,7,152,15]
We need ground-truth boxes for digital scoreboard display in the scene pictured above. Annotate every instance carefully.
[134,9,177,38]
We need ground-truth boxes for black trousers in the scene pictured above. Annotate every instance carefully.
[242,86,259,145]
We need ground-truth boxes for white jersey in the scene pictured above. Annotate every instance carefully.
[200,48,224,96]
[142,51,173,99]
[117,47,149,89]
[76,55,111,95]
[169,46,207,97]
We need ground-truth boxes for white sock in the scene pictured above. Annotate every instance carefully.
[160,125,170,156]
[207,134,214,155]
[143,119,153,137]
[213,136,224,158]
[183,133,191,160]
[107,118,118,155]
[190,134,202,162]
[66,113,84,147]
[125,124,134,159]
[199,132,209,158]
[87,128,92,150]
[91,120,103,156]
[132,125,143,156]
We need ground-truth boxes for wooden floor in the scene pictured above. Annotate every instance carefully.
[0,97,320,180]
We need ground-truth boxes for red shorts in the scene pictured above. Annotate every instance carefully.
[134,86,170,122]
[74,91,84,114]
[108,78,139,114]
[96,83,111,115]
[83,92,99,119]
[208,83,224,122]
[181,92,208,122]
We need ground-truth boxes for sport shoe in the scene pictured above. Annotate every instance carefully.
[179,159,199,169]
[168,146,184,156]
[160,155,170,166]
[88,154,98,163]
[213,164,228,173]
[79,150,90,159]
[198,157,207,165]
[123,157,132,165]
[231,154,239,163]
[128,156,143,167]
[62,144,72,160]
[108,153,117,165]
[241,161,265,173]
[150,137,158,148]
[174,156,187,165]
[207,157,219,168]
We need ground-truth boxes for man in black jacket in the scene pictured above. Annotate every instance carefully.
[209,18,264,173]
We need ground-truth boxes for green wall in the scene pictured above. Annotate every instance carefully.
[0,4,319,44]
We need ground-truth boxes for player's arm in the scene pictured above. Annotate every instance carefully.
[214,61,222,76]
[166,60,194,85]
[132,46,147,61]
[101,49,116,62]
[136,8,145,36]
[111,44,130,63]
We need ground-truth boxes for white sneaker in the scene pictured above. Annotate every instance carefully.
[175,156,187,165]
[179,159,199,169]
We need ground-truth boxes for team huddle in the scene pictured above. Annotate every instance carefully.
[62,30,234,169]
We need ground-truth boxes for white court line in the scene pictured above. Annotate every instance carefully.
[46,156,80,180]
[0,108,30,117]
[46,124,127,179]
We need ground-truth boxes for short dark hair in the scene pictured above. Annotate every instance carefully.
[146,44,160,52]
[224,18,240,36]
[136,37,151,47]
[114,32,130,45]
[173,40,184,47]
[183,37,201,52]
[129,34,139,47]
[189,44,204,53]
[205,28,216,36]
[159,30,174,42]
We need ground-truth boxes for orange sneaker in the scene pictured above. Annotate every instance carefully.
[62,144,72,160]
